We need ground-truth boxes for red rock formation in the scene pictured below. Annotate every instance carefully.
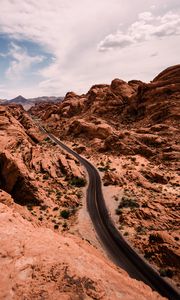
[0,202,164,300]
[0,104,85,228]
[29,65,180,287]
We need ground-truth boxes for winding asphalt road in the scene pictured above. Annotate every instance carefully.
[39,125,179,300]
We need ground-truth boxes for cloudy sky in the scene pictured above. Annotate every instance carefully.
[0,0,179,99]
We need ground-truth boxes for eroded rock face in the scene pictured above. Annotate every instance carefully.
[0,151,40,205]
[110,78,135,99]
[125,65,180,126]
[0,203,164,300]
[67,119,114,139]
[0,104,85,231]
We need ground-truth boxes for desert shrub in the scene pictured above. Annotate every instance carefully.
[47,189,54,194]
[27,205,33,211]
[149,233,163,243]
[54,224,59,230]
[159,268,174,278]
[40,205,48,211]
[43,174,49,180]
[148,225,155,231]
[124,231,129,236]
[60,209,70,219]
[115,208,122,215]
[62,221,68,228]
[98,166,109,172]
[56,190,62,197]
[76,191,83,199]
[136,225,146,234]
[31,211,36,216]
[119,224,124,230]
[130,156,136,162]
[44,137,50,142]
[69,176,86,187]
[119,196,139,209]
[144,250,153,259]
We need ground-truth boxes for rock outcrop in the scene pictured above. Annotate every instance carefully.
[0,203,163,300]
[0,104,85,231]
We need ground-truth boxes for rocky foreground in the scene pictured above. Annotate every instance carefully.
[0,104,165,299]
[30,65,180,288]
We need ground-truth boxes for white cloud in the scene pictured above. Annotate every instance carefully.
[6,42,44,80]
[98,33,134,52]
[138,11,154,21]
[0,52,7,57]
[98,11,180,51]
[0,0,179,98]
[150,5,156,10]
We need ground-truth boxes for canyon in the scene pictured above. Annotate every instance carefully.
[0,65,179,299]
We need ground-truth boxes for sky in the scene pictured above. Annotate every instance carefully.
[0,0,179,99]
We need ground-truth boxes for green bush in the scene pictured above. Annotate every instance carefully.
[98,166,109,172]
[69,176,86,187]
[115,208,122,215]
[159,268,173,278]
[44,137,50,142]
[60,209,70,219]
[119,196,139,209]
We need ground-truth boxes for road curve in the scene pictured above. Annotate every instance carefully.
[39,126,180,300]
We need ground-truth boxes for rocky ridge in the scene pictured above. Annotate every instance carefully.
[0,104,85,230]
[2,95,63,110]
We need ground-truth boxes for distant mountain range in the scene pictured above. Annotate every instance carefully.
[0,99,6,104]
[1,95,64,110]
